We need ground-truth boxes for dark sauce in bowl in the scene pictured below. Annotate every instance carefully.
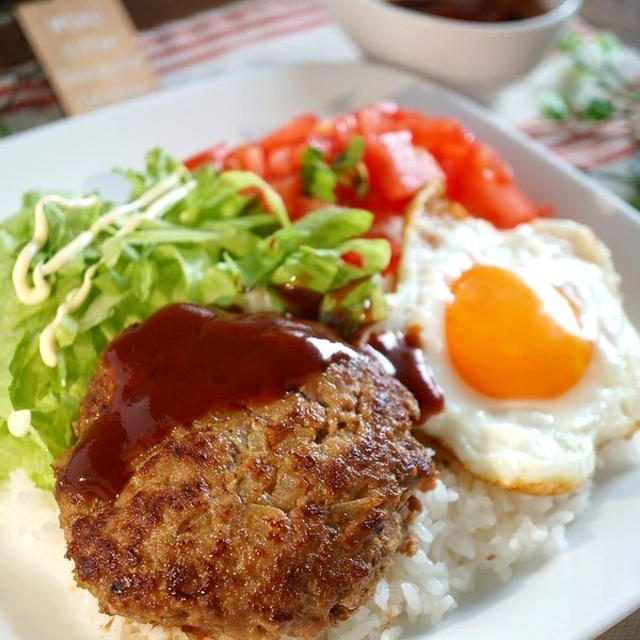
[390,0,548,22]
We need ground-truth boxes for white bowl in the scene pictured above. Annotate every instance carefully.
[322,0,581,91]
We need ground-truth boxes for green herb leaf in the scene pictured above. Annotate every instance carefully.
[558,28,582,53]
[595,31,618,53]
[301,135,369,202]
[540,91,571,120]
[332,135,365,171]
[301,146,338,202]
[583,97,615,121]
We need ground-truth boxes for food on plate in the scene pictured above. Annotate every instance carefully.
[185,102,550,273]
[0,150,391,489]
[390,185,640,494]
[53,303,436,638]
[0,101,639,640]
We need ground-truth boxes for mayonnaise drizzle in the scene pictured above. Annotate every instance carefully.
[11,168,196,368]
[39,263,99,367]
[7,409,31,438]
[12,195,99,305]
[41,170,186,276]
[115,181,196,237]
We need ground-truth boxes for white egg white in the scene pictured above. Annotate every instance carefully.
[390,203,640,494]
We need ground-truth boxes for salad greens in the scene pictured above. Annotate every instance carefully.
[0,148,390,489]
[301,135,370,202]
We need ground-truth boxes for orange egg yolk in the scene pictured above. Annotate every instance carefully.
[445,264,593,399]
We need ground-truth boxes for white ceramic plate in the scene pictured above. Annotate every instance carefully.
[0,63,639,640]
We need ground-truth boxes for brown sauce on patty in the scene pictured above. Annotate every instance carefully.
[366,326,444,422]
[60,303,444,502]
[60,303,360,500]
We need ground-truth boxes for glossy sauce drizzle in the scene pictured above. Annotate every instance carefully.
[366,327,444,422]
[60,303,359,500]
[274,284,324,320]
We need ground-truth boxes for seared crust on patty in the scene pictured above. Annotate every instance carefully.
[54,353,435,639]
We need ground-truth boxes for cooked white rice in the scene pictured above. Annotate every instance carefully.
[1,432,638,640]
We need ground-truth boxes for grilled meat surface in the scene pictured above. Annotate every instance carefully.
[54,326,435,639]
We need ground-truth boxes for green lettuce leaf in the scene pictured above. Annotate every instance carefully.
[301,135,369,202]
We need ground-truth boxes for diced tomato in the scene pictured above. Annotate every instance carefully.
[364,130,444,202]
[296,196,329,218]
[389,111,477,191]
[259,113,319,153]
[269,175,303,218]
[335,179,405,217]
[340,250,364,268]
[237,186,274,213]
[397,111,472,155]
[364,212,405,275]
[389,111,544,227]
[324,113,359,147]
[440,139,546,228]
[224,144,266,176]
[184,143,230,170]
[305,134,334,157]
[450,159,545,228]
[430,139,471,189]
[467,142,514,183]
[266,144,305,178]
[355,101,399,136]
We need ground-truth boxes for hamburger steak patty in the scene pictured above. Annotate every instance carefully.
[53,306,436,640]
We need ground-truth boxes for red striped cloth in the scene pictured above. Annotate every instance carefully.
[0,0,637,176]
[0,0,333,126]
[0,68,56,113]
[520,116,637,170]
[140,0,328,76]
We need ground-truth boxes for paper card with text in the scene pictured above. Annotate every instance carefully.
[15,0,159,115]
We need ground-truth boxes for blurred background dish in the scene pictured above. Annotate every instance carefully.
[322,0,581,93]
[387,0,549,23]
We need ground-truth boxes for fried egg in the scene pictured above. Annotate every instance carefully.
[390,188,640,494]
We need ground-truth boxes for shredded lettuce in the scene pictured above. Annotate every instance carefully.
[301,135,369,202]
[0,148,390,488]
